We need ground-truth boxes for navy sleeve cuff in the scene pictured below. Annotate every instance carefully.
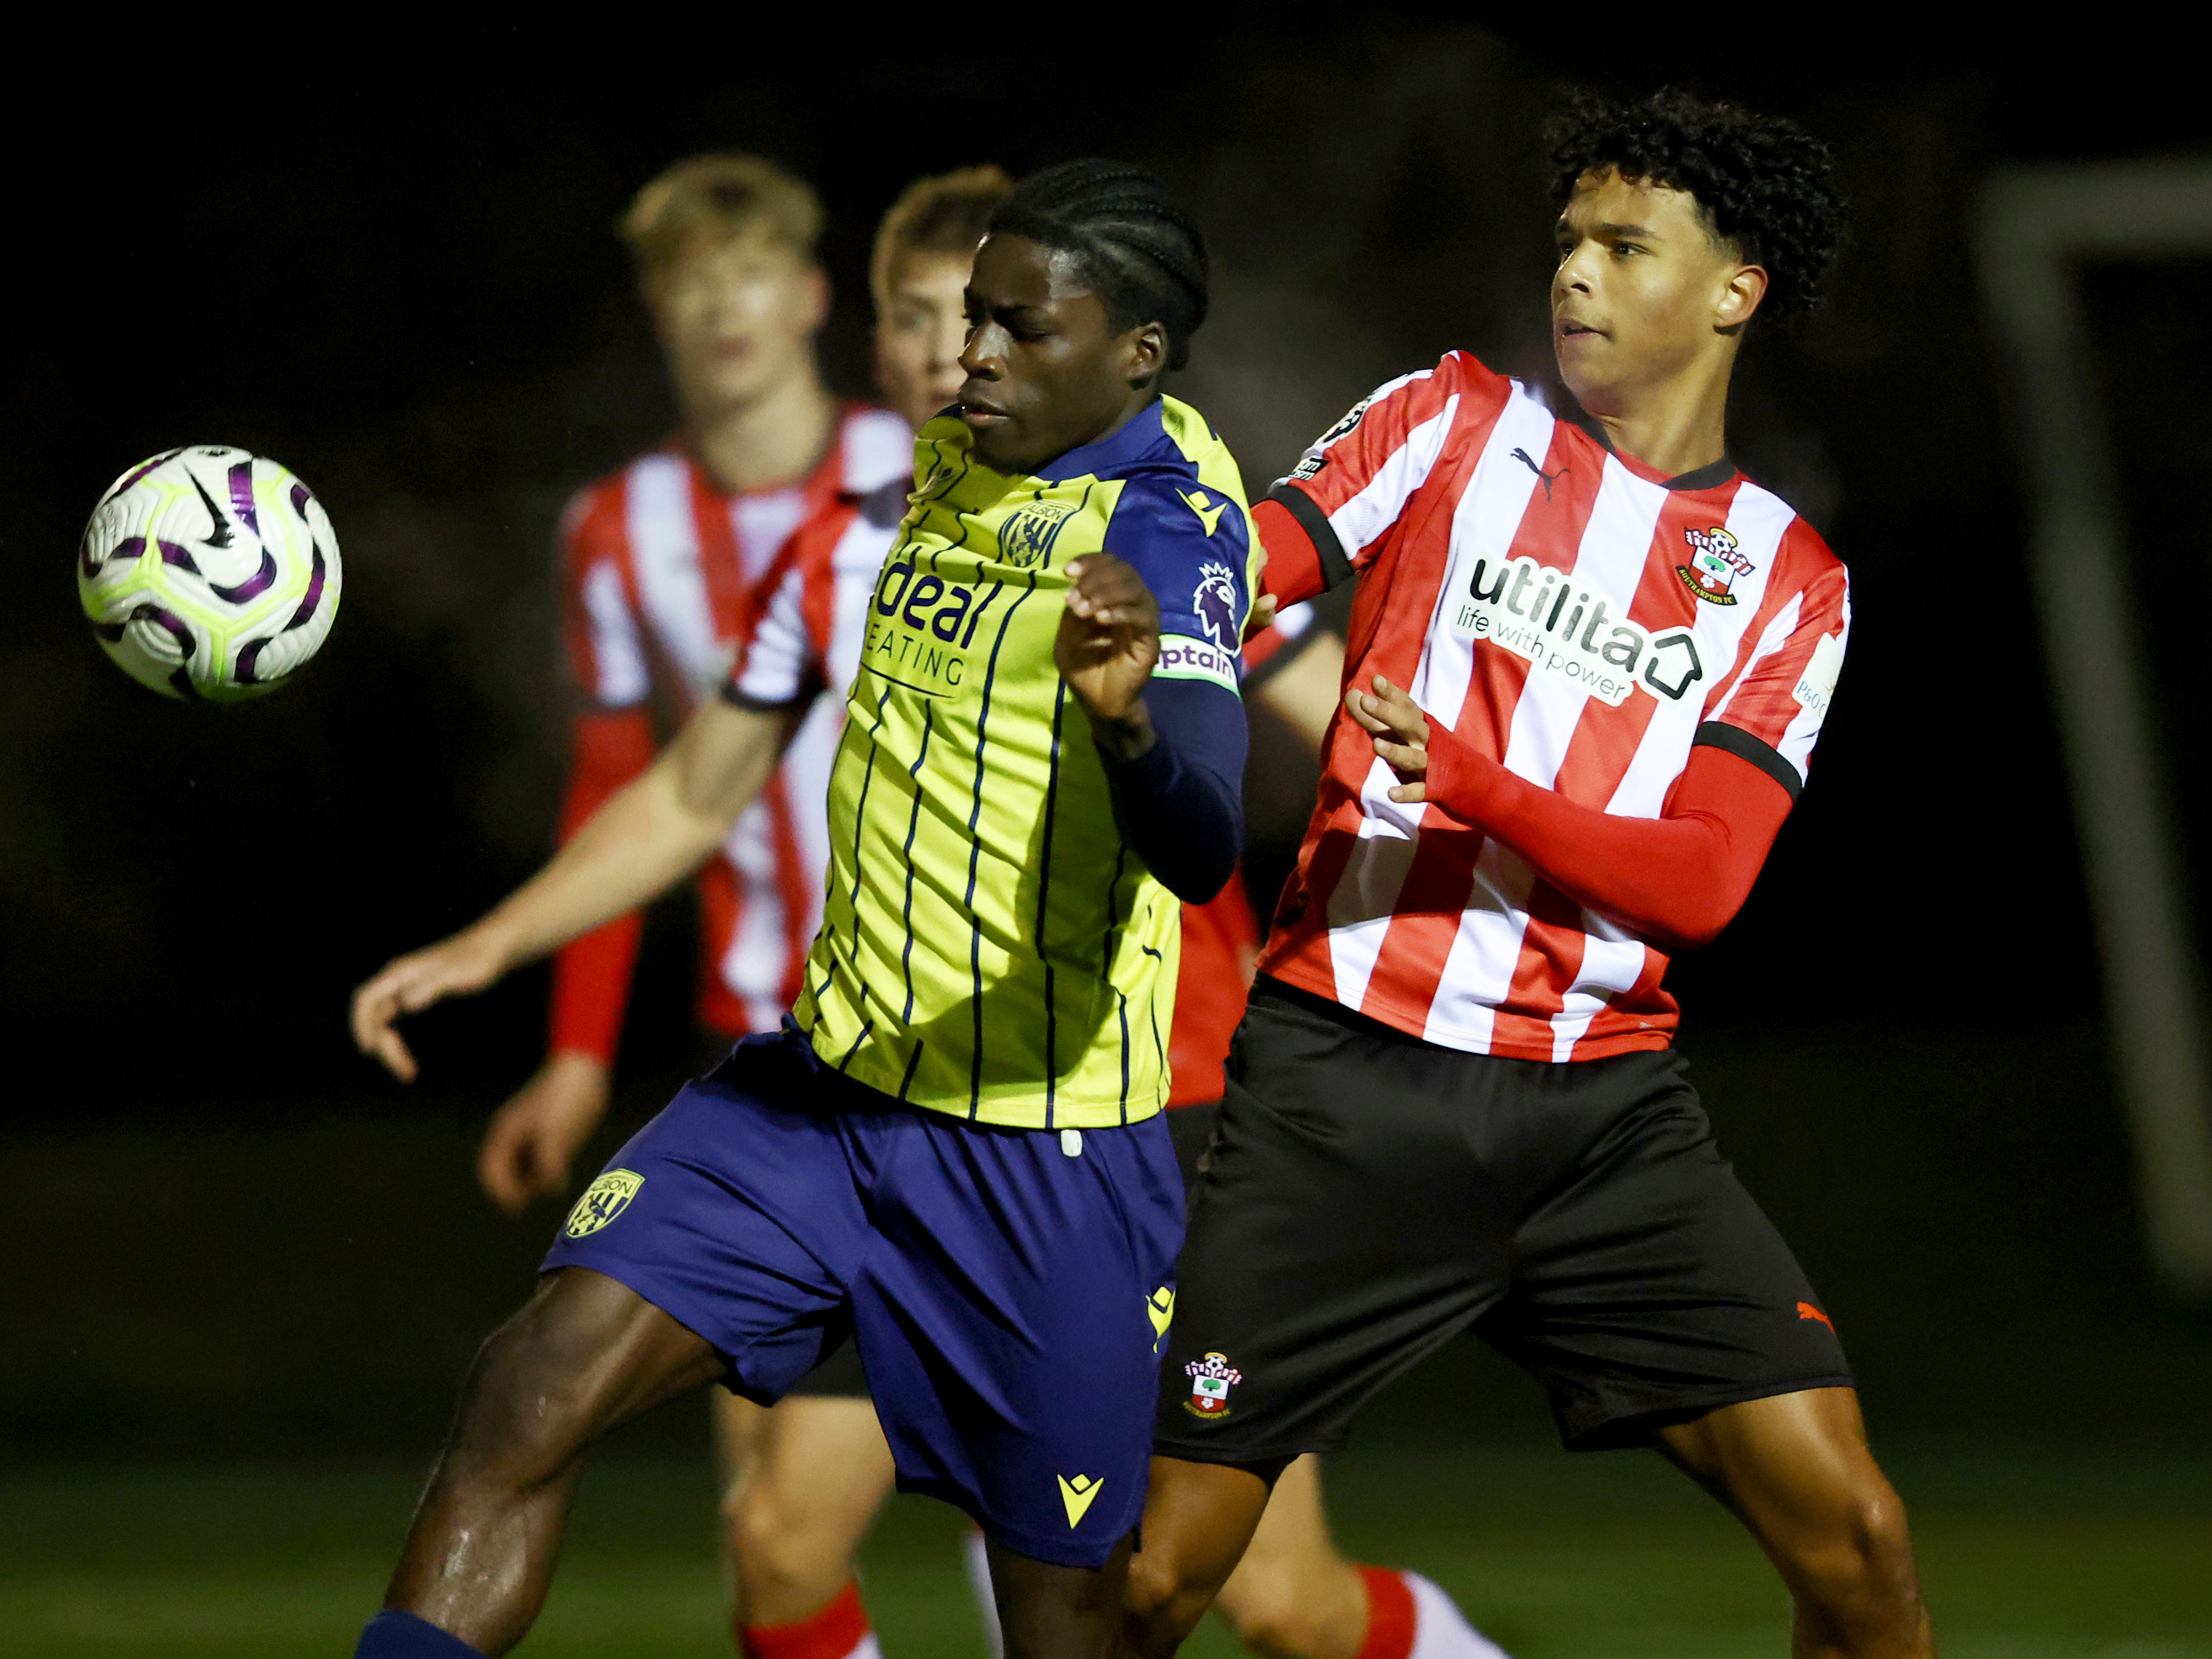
[1095,678,1247,902]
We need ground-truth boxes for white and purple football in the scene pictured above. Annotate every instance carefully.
[77,445,342,701]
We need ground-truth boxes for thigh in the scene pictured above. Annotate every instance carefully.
[851,1110,1185,1570]
[1221,1454,1338,1593]
[1156,997,1507,1466]
[733,1395,897,1545]
[783,1336,873,1400]
[1483,1070,1854,1450]
[1164,1100,1219,1197]
[451,1267,726,1464]
[541,1028,870,1402]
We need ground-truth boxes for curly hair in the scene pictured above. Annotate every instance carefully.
[1547,89,1842,320]
[987,160,1210,370]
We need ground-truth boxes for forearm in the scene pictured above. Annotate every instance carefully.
[1094,679,1247,904]
[1424,732,1789,949]
[472,759,730,968]
[472,700,791,973]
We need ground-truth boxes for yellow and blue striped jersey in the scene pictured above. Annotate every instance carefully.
[794,396,1260,1129]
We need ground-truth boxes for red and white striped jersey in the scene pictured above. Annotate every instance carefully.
[1257,352,1849,1062]
[551,406,912,1051]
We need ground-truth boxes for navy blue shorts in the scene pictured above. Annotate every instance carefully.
[542,1026,1184,1568]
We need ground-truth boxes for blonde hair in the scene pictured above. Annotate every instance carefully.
[869,165,1013,313]
[620,154,823,284]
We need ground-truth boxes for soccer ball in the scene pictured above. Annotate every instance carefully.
[77,445,343,701]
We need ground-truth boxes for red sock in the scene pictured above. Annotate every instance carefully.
[1353,1566,1417,1659]
[740,1581,873,1659]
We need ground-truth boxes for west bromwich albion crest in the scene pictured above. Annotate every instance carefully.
[999,500,1077,568]
[564,1169,644,1238]
[1183,1351,1242,1419]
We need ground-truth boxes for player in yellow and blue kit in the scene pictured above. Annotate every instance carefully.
[348,161,1255,1659]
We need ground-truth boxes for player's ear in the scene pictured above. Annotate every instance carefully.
[1715,263,1767,336]
[800,263,831,335]
[1125,320,1169,388]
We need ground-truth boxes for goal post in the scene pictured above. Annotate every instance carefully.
[1978,162,2212,1294]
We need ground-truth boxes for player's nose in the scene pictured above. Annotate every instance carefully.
[958,326,1004,380]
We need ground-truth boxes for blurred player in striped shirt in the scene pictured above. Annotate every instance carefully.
[1128,91,1937,1659]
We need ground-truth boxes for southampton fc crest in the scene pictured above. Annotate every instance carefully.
[1183,1351,1242,1420]
[1000,500,1077,568]
[563,1169,644,1239]
[1675,525,1755,606]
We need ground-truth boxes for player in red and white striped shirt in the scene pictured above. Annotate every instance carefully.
[479,156,909,1210]
[462,156,938,1659]
[1131,93,1936,1659]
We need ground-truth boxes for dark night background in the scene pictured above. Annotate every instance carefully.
[10,21,2212,1476]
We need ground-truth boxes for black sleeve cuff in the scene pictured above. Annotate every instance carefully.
[719,675,820,716]
[1692,721,1802,802]
[1263,482,1353,590]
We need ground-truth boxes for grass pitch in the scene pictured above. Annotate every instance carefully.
[3,1448,2206,1658]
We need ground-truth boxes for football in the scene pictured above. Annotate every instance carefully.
[77,445,342,700]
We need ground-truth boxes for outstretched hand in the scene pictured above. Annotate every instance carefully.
[349,926,510,1082]
[478,1052,611,1215]
[1344,674,1431,803]
[1056,552,1160,739]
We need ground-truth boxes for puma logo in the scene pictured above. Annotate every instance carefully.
[1511,447,1566,501]
[1797,1301,1834,1331]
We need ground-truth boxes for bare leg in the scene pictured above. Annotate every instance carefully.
[1655,1387,1934,1659]
[383,1268,724,1655]
[1123,1456,1275,1657]
[1210,1457,1367,1659]
[711,1389,897,1632]
[988,1532,1136,1659]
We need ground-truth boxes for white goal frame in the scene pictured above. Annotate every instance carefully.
[1978,163,2212,1294]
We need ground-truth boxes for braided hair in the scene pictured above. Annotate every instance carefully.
[1547,90,1842,320]
[986,160,1211,370]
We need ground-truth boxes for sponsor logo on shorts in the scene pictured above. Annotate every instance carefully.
[1057,1473,1106,1527]
[563,1169,644,1239]
[1147,1285,1176,1353]
[1183,1351,1242,1421]
[1796,1301,1835,1331]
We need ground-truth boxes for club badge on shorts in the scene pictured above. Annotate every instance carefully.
[1183,1351,1242,1420]
[564,1169,644,1239]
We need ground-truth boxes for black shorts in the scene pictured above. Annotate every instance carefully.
[1155,981,1853,1461]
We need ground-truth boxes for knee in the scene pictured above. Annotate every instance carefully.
[442,1306,598,1482]
[1121,1543,1183,1625]
[724,1473,832,1597]
[1795,1474,1921,1616]
[1213,1568,1327,1659]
